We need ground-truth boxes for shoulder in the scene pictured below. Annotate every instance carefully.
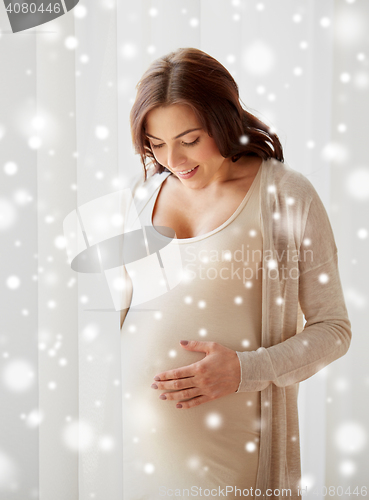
[124,167,166,191]
[125,168,172,209]
[142,169,172,193]
[262,157,320,205]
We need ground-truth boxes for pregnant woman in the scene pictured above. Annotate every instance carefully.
[120,47,352,500]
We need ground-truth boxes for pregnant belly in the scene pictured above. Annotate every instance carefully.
[121,321,209,432]
[121,319,261,494]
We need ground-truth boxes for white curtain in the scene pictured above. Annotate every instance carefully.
[0,1,367,498]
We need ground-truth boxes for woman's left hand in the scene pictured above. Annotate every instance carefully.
[151,340,241,409]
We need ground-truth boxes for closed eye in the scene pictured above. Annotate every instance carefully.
[151,137,200,149]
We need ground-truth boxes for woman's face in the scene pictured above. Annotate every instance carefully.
[145,104,232,189]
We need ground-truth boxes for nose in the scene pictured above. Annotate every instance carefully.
[166,146,187,171]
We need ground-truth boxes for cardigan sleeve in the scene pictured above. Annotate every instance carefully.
[235,184,352,392]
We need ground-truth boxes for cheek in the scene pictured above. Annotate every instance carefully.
[152,150,164,163]
[196,143,222,163]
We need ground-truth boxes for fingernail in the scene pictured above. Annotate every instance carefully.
[151,384,158,389]
[154,376,160,381]
[180,340,188,345]
[159,394,167,400]
[176,404,182,408]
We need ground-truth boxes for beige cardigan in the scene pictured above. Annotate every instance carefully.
[121,157,352,499]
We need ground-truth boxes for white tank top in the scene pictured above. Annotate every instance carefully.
[121,163,263,499]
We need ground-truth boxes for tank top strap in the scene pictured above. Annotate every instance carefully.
[133,171,171,218]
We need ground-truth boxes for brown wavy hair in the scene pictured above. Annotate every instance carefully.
[130,47,284,182]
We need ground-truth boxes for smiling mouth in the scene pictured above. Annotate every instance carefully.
[176,166,199,174]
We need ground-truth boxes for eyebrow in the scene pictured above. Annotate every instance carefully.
[146,128,202,141]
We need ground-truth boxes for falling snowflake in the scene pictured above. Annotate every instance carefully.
[205,412,222,429]
[245,441,257,452]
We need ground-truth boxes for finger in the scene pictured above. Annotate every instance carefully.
[155,377,195,391]
[179,340,216,354]
[162,387,201,401]
[176,395,210,409]
[154,367,195,382]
